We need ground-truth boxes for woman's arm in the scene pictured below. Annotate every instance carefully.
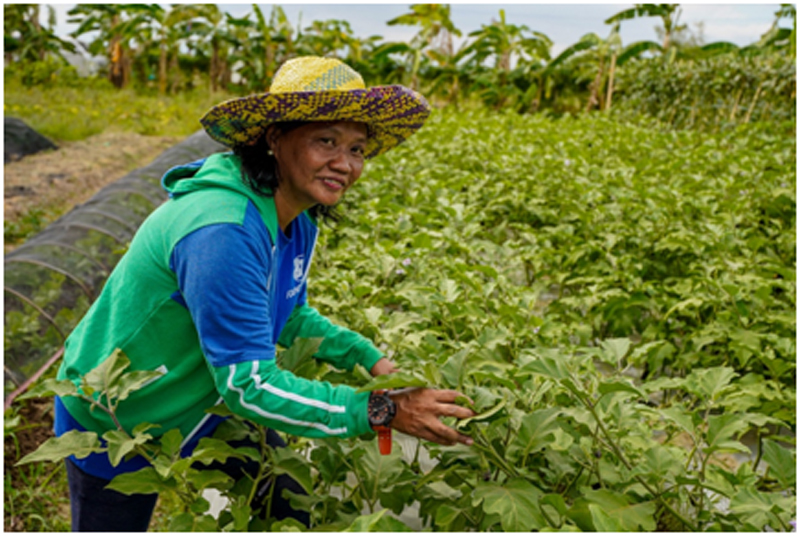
[277,304,387,373]
[170,210,372,438]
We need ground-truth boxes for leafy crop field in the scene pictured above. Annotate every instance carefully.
[12,107,796,531]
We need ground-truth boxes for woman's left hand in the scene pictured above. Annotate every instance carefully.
[370,357,399,376]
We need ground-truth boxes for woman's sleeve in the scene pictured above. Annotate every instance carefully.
[277,304,384,373]
[170,213,371,438]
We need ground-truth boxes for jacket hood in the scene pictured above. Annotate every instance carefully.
[162,152,257,199]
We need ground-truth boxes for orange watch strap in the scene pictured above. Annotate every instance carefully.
[375,425,392,455]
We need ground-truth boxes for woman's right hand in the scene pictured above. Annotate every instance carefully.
[388,388,476,446]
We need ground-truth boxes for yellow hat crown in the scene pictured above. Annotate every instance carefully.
[269,56,366,93]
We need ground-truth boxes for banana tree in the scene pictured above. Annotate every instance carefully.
[4,4,76,64]
[384,4,463,90]
[115,5,197,94]
[756,4,796,57]
[296,19,357,58]
[606,4,685,51]
[458,9,551,109]
[179,4,234,92]
[230,5,296,91]
[68,4,131,88]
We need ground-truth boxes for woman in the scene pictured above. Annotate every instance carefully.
[54,56,476,531]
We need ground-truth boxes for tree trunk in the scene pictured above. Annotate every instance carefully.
[158,40,167,94]
[169,50,180,94]
[108,15,125,89]
[605,53,617,111]
[586,57,605,112]
[210,40,220,93]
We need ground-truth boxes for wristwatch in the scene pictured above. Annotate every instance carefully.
[368,389,396,455]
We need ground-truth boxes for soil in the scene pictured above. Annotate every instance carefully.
[4,131,179,252]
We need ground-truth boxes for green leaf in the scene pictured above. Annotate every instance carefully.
[440,348,468,389]
[521,353,570,382]
[684,366,738,402]
[540,493,568,519]
[761,439,795,488]
[456,399,506,429]
[205,402,234,417]
[229,495,251,531]
[355,442,406,500]
[705,414,749,453]
[598,379,646,400]
[103,429,151,467]
[189,496,210,514]
[355,372,429,393]
[271,517,307,532]
[568,490,656,531]
[186,469,233,491]
[82,348,129,402]
[190,437,252,466]
[169,512,218,532]
[599,338,631,365]
[271,446,313,494]
[277,337,324,379]
[345,509,413,532]
[589,503,626,531]
[16,430,103,465]
[508,407,562,458]
[730,486,795,530]
[158,428,183,458]
[434,503,463,530]
[17,377,78,400]
[472,478,546,531]
[106,466,176,495]
[114,370,164,403]
[658,405,695,435]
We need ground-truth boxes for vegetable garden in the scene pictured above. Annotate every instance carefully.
[8,107,796,531]
[4,2,796,533]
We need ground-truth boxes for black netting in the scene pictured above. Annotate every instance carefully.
[4,130,226,393]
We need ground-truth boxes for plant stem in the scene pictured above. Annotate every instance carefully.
[751,429,763,473]
[573,377,699,531]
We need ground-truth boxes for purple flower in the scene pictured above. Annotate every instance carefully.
[790,520,796,532]
[401,258,412,266]
[395,268,406,276]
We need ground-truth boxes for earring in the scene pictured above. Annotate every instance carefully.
[267,149,274,156]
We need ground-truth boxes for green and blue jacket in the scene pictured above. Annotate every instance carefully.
[55,153,383,479]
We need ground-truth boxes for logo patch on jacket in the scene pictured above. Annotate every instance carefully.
[293,256,305,282]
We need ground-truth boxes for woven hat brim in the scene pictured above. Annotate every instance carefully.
[201,86,431,159]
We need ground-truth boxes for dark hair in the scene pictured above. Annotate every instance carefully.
[232,122,339,224]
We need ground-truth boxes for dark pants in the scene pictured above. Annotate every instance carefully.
[65,428,309,532]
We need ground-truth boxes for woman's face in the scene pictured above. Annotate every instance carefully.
[269,121,367,213]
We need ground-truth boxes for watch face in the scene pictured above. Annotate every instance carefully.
[369,392,395,427]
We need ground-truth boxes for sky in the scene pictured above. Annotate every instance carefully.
[47,3,786,57]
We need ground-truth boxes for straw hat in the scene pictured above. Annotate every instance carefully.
[201,56,431,159]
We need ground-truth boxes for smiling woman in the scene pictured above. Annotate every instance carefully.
[51,55,478,532]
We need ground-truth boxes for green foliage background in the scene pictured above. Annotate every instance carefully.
[3,2,796,532]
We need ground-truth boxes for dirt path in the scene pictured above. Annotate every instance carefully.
[4,131,179,252]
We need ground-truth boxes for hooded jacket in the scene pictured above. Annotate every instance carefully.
[56,152,382,478]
